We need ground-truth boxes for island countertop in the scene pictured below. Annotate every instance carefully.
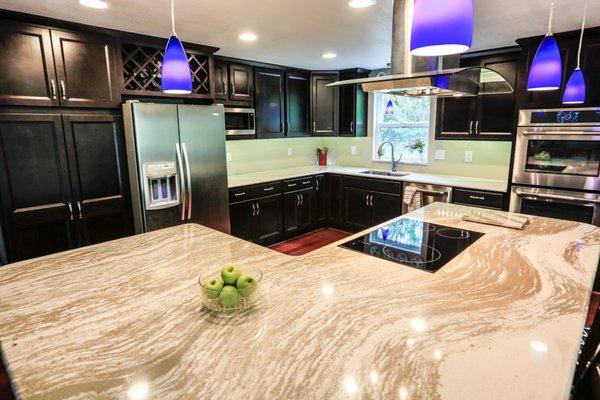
[0,204,598,399]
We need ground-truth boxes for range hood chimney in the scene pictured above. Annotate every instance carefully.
[328,0,513,97]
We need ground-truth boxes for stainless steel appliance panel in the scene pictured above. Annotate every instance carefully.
[124,102,183,233]
[510,185,600,226]
[178,104,231,234]
[402,183,452,214]
[224,107,255,136]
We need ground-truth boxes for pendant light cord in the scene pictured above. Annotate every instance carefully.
[547,0,555,35]
[171,0,177,36]
[576,0,588,68]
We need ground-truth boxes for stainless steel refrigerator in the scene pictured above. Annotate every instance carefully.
[123,101,230,234]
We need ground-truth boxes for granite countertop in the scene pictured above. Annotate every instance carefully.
[1,203,599,399]
[227,165,509,193]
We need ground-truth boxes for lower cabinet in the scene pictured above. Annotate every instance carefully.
[342,178,403,232]
[229,194,283,245]
[283,187,315,236]
[326,174,342,227]
[0,112,132,262]
[314,175,327,225]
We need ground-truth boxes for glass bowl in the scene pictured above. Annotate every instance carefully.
[198,266,262,312]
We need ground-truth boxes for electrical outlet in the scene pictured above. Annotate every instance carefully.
[351,146,357,155]
[226,152,232,162]
[287,147,293,156]
[464,150,473,163]
[435,150,445,160]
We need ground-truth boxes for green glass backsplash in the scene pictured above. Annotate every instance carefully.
[226,136,512,180]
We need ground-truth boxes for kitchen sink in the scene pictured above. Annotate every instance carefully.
[360,170,409,177]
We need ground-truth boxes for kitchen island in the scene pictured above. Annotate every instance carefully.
[0,203,599,399]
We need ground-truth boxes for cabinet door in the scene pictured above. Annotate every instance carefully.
[581,37,600,106]
[51,29,120,108]
[371,192,403,226]
[0,20,58,107]
[286,71,310,136]
[213,59,229,101]
[476,53,519,139]
[62,114,132,246]
[315,176,327,225]
[255,68,285,138]
[342,187,371,232]
[229,63,254,102]
[255,194,283,245]
[339,69,368,137]
[326,174,342,226]
[0,114,75,262]
[229,200,255,242]
[297,188,315,231]
[283,192,300,236]
[311,73,339,136]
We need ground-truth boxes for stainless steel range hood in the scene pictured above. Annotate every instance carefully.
[328,0,513,97]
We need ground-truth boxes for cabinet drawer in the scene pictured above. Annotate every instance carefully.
[283,177,314,192]
[229,182,281,202]
[342,176,403,194]
[452,189,504,210]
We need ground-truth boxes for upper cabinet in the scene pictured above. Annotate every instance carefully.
[286,70,310,137]
[255,67,285,138]
[339,68,369,137]
[0,20,120,108]
[311,72,339,136]
[212,59,254,105]
[436,51,520,141]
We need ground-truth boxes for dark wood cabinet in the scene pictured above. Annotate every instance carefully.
[326,174,342,227]
[343,187,372,231]
[286,71,310,137]
[0,21,58,107]
[213,59,229,101]
[0,112,132,262]
[314,175,327,225]
[61,114,132,245]
[370,192,403,226]
[0,113,74,261]
[51,30,119,108]
[436,51,519,141]
[339,68,369,137]
[229,63,254,102]
[255,68,285,138]
[283,187,314,236]
[229,192,283,245]
[0,20,119,108]
[311,72,339,136]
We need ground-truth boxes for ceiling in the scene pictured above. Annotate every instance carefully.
[0,0,598,70]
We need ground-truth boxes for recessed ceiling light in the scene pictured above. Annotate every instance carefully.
[348,0,377,8]
[78,0,109,9]
[238,33,257,41]
[322,52,337,59]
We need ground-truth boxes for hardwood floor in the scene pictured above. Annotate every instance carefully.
[269,228,351,256]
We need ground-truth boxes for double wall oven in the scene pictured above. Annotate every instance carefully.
[510,108,600,226]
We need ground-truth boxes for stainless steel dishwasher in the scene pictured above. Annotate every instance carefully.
[402,182,452,214]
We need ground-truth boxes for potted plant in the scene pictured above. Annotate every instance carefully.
[404,138,426,162]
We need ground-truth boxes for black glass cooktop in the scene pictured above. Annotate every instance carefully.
[339,218,484,273]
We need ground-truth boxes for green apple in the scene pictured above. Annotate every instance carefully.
[221,264,241,285]
[202,278,224,299]
[236,275,258,297]
[219,285,241,307]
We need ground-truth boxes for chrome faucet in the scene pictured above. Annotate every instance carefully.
[377,141,402,172]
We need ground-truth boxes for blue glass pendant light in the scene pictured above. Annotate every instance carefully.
[385,100,394,115]
[527,1,562,91]
[410,0,474,56]
[162,0,192,94]
[563,1,588,104]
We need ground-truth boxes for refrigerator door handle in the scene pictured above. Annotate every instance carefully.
[175,142,186,221]
[182,143,193,221]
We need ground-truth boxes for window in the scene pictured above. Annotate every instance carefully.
[372,93,432,164]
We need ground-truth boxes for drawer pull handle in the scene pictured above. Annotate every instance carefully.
[302,181,311,184]
[288,183,297,187]
[264,187,274,191]
[469,195,485,200]
[234,192,246,197]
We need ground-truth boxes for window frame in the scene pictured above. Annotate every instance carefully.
[371,93,435,165]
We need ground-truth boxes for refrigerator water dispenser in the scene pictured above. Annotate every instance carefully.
[142,162,179,210]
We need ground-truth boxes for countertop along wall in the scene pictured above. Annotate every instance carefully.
[226,137,512,180]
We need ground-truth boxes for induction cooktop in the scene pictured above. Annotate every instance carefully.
[339,218,485,273]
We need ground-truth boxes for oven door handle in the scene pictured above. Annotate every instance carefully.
[521,130,594,136]
[415,188,448,196]
[514,189,600,204]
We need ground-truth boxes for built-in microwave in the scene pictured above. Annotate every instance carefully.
[224,108,255,136]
